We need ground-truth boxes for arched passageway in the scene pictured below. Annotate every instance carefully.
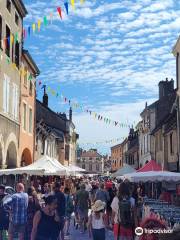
[21,148,32,166]
[6,142,17,168]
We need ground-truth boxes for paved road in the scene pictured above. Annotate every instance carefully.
[65,219,114,240]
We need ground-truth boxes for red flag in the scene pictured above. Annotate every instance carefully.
[57,7,62,19]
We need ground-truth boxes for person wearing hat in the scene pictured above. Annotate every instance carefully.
[88,200,107,240]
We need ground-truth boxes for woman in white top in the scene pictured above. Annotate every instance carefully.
[88,200,107,240]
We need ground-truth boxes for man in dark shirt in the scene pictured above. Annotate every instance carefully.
[54,182,66,240]
[75,184,90,233]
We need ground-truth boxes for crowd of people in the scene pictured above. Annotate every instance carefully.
[0,177,175,240]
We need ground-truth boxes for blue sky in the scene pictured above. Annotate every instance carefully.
[24,0,179,154]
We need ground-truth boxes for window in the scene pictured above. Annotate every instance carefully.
[23,103,27,131]
[96,164,99,171]
[15,41,19,67]
[65,145,69,161]
[0,16,2,49]
[170,133,174,155]
[6,25,10,57]
[3,74,10,113]
[29,80,33,96]
[82,164,85,169]
[6,0,11,13]
[24,67,28,86]
[15,12,19,25]
[89,164,92,171]
[12,83,18,120]
[29,108,33,133]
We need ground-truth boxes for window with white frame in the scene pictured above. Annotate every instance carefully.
[3,74,10,114]
[29,107,33,133]
[23,102,27,131]
[12,83,18,120]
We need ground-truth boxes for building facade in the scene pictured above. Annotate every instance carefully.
[77,149,104,173]
[35,90,78,166]
[111,143,123,171]
[125,128,139,169]
[19,50,40,167]
[172,37,180,171]
[138,102,156,167]
[151,79,178,171]
[0,0,27,168]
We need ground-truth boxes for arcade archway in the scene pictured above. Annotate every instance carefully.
[21,148,32,166]
[6,142,17,168]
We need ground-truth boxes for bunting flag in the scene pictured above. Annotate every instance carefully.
[64,2,69,15]
[71,0,75,10]
[57,7,63,19]
[10,34,14,44]
[0,0,86,44]
[37,83,135,128]
[38,20,41,31]
[28,26,31,36]
[32,23,36,33]
[79,137,127,146]
[43,16,48,26]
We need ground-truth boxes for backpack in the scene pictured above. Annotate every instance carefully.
[66,196,74,215]
[119,198,134,228]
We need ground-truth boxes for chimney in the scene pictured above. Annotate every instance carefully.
[69,107,72,122]
[42,85,48,107]
[158,78,174,99]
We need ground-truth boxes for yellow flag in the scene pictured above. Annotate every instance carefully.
[71,0,75,10]
[10,34,14,44]
[32,23,36,33]
[38,20,41,31]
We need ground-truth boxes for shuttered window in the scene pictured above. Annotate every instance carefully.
[12,83,18,120]
[3,74,10,113]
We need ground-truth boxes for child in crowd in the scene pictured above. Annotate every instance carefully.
[88,200,107,240]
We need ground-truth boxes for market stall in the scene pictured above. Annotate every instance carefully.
[123,171,180,182]
[112,164,135,177]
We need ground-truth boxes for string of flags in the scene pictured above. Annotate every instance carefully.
[0,0,86,46]
[78,137,127,146]
[0,49,34,84]
[39,83,135,128]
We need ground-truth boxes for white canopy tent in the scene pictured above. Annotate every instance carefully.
[0,156,68,176]
[112,164,135,177]
[0,168,45,176]
[122,171,180,182]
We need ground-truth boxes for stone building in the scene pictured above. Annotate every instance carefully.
[172,37,180,171]
[125,128,139,169]
[0,0,27,168]
[19,50,40,167]
[111,143,123,171]
[77,149,104,174]
[35,89,78,166]
[151,79,178,171]
[138,102,156,167]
